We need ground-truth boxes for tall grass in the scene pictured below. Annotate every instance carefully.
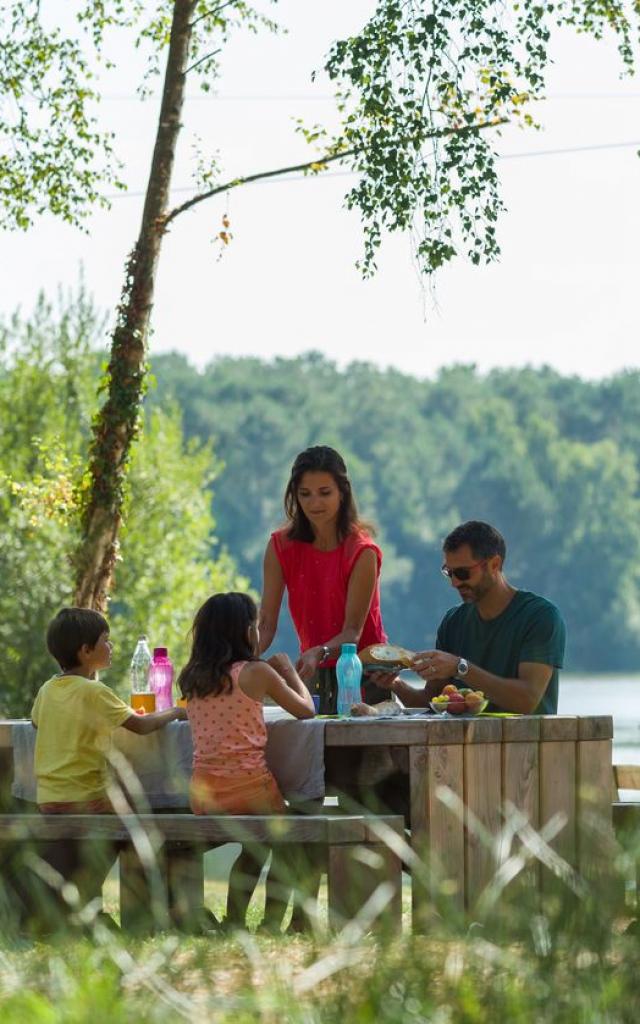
[2,811,640,1022]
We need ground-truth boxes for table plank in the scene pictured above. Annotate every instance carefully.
[502,723,541,899]
[576,737,614,878]
[324,718,464,747]
[540,736,577,895]
[464,738,502,910]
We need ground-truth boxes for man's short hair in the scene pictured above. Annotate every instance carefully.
[443,521,507,563]
[46,607,109,671]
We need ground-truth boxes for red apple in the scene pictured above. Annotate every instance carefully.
[447,699,467,714]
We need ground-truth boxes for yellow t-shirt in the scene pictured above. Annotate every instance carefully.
[31,674,133,804]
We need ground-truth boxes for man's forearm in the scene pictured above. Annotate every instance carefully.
[460,664,542,714]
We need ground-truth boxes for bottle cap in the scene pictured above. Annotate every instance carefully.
[341,643,357,654]
[153,647,168,658]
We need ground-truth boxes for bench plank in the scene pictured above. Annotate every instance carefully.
[0,811,405,935]
[0,813,370,844]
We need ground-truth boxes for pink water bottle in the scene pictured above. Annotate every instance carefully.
[149,647,174,711]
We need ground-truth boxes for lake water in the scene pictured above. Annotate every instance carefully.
[559,674,640,765]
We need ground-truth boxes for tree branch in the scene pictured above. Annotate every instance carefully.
[163,117,507,227]
[164,148,352,226]
[191,2,236,29]
[185,48,221,74]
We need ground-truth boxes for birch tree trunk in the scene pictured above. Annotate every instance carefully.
[74,0,197,610]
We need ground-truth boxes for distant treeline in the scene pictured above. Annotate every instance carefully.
[149,351,640,672]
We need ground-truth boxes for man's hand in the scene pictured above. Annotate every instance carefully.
[175,706,188,721]
[351,702,378,717]
[411,650,458,683]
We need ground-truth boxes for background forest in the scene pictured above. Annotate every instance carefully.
[149,347,640,671]
[2,292,640,715]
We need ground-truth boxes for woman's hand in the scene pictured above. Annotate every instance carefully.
[363,669,398,692]
[295,647,323,683]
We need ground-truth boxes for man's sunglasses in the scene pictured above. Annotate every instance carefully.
[441,559,486,582]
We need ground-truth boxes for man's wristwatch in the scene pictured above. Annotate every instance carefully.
[456,657,469,678]
[319,645,331,663]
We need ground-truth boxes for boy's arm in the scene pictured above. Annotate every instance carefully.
[121,706,187,735]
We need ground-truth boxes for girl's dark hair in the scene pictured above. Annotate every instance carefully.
[284,445,374,542]
[46,607,109,671]
[178,592,258,699]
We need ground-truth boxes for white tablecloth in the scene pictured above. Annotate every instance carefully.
[11,707,326,809]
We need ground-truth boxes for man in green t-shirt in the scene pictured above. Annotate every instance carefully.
[391,520,566,715]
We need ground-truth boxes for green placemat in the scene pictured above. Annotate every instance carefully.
[479,711,521,718]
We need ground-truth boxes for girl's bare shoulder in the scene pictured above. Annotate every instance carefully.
[238,659,275,697]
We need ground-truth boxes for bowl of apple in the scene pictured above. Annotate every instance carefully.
[430,683,488,716]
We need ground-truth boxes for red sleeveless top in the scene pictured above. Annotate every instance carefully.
[271,528,387,666]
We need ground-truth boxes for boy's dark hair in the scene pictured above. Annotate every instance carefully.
[46,607,109,671]
[443,521,507,564]
[178,592,258,700]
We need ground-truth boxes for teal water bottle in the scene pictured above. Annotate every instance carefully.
[336,643,363,717]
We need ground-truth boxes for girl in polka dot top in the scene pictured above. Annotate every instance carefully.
[178,591,314,928]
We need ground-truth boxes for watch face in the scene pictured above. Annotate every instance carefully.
[457,659,469,676]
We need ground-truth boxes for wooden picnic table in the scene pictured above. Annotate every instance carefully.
[323,713,614,924]
[0,713,614,926]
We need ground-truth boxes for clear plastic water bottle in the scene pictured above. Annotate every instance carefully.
[130,635,154,712]
[336,643,363,717]
[149,646,174,711]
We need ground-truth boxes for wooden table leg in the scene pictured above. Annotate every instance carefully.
[327,837,402,933]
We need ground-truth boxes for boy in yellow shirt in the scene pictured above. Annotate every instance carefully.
[31,606,186,929]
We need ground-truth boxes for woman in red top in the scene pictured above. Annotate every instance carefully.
[259,445,389,713]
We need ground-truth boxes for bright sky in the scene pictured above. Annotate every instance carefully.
[2,1,639,380]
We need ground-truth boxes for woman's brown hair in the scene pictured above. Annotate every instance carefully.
[283,445,374,542]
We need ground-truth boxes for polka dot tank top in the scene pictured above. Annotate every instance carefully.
[187,661,267,776]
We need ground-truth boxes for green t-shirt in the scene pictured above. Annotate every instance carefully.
[435,590,566,715]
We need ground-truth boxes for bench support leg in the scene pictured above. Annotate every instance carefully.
[166,844,205,931]
[327,841,402,934]
[119,844,170,934]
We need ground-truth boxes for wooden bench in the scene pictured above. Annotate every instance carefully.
[612,764,640,908]
[0,812,404,934]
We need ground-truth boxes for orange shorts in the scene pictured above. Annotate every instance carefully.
[190,768,286,815]
[38,797,114,814]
